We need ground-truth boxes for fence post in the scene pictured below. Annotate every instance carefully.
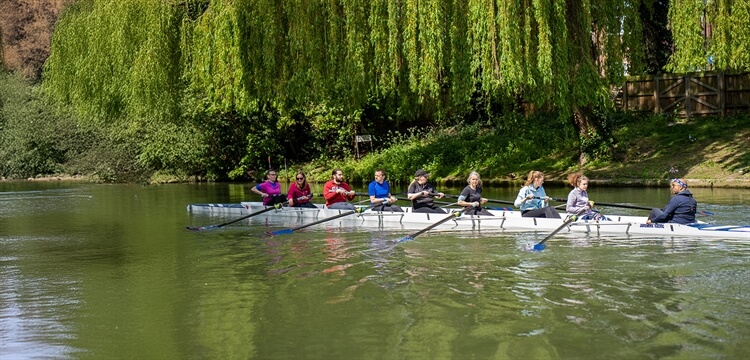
[684,73,691,119]
[718,72,725,117]
[653,75,661,114]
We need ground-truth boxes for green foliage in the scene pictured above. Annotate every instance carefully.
[33,0,750,182]
[0,73,95,179]
[667,0,750,72]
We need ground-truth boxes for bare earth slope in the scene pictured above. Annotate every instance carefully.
[0,0,72,79]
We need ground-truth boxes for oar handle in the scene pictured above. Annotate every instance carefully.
[542,197,654,211]
[444,193,515,206]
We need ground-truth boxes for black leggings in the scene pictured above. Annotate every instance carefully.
[293,202,318,208]
[522,207,561,218]
[412,206,446,214]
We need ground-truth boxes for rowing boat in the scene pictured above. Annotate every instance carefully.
[186,202,750,240]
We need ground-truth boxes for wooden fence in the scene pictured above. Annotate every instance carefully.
[616,72,750,118]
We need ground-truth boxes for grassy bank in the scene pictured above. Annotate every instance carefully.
[288,114,750,188]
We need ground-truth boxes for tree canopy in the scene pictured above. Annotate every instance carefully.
[40,0,750,180]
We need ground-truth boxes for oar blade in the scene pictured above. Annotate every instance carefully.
[397,235,415,243]
[268,228,294,236]
[531,243,546,251]
[186,225,218,231]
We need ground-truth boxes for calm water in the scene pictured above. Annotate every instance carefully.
[1,182,749,359]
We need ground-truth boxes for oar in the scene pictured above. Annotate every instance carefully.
[187,203,283,231]
[544,197,713,216]
[398,206,469,243]
[443,194,515,206]
[531,208,588,251]
[267,204,376,236]
[544,197,652,211]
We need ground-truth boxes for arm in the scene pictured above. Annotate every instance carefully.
[514,187,529,207]
[651,197,680,223]
[566,190,582,213]
[368,182,387,204]
[251,183,266,198]
[323,181,337,203]
[407,183,423,201]
[342,183,356,200]
[287,184,296,206]
[538,188,550,208]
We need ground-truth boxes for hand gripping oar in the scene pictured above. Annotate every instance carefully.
[531,208,588,251]
[398,206,469,243]
[267,204,376,236]
[187,203,283,231]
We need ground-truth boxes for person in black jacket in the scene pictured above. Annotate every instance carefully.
[407,169,446,214]
[647,178,697,225]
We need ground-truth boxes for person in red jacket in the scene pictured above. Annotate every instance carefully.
[287,171,316,208]
[323,169,356,210]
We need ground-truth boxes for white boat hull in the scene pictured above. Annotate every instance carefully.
[186,202,750,240]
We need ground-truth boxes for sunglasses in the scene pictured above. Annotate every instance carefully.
[296,177,305,180]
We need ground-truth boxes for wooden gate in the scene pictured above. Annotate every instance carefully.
[618,72,749,118]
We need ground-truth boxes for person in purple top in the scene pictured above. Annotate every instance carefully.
[251,169,284,206]
[565,173,609,221]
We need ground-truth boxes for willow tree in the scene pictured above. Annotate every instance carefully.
[42,0,750,178]
[668,0,750,72]
[43,0,208,175]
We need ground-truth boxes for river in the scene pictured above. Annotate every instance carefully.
[1,181,749,359]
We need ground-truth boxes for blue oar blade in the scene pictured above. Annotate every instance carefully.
[532,243,546,251]
[398,236,414,243]
[268,228,294,236]
[699,210,714,216]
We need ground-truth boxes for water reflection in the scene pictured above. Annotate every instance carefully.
[2,182,749,359]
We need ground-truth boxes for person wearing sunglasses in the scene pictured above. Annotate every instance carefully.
[646,178,697,225]
[368,169,403,212]
[251,169,283,206]
[287,172,316,208]
[323,169,357,210]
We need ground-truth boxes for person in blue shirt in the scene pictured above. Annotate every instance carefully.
[646,178,697,225]
[514,170,561,218]
[368,169,403,212]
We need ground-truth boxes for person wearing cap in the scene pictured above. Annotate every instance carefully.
[368,169,403,212]
[456,171,493,216]
[251,169,284,206]
[646,178,697,224]
[323,168,357,210]
[514,170,561,218]
[407,169,446,213]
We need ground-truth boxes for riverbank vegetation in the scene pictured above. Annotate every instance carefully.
[1,0,749,186]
